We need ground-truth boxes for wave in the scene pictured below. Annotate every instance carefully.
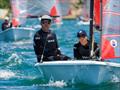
[0,70,15,80]
[40,80,67,88]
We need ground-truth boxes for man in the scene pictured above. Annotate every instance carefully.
[33,15,70,62]
[73,30,99,60]
[2,17,12,31]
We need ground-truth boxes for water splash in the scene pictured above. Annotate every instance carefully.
[0,53,22,68]
[0,70,15,80]
[12,40,33,45]
[40,80,67,88]
[111,75,120,83]
[48,80,67,87]
[7,53,22,65]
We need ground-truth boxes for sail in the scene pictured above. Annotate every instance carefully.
[94,0,100,26]
[80,0,90,21]
[50,0,62,24]
[101,0,120,59]
[0,9,8,19]
[94,0,108,27]
[49,0,70,24]
[10,0,70,25]
[10,0,27,26]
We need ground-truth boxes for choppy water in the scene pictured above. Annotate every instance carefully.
[0,20,120,90]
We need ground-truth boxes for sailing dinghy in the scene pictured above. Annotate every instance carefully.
[76,0,90,25]
[0,0,46,42]
[0,0,37,42]
[36,0,120,85]
[0,27,35,41]
[35,60,120,85]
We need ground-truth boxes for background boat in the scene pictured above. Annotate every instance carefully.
[0,27,36,42]
[76,0,90,26]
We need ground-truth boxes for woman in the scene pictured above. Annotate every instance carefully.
[73,30,99,60]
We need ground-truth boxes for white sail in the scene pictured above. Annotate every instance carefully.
[10,0,70,25]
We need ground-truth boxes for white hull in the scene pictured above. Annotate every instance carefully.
[35,60,120,85]
[0,27,36,42]
[77,21,90,25]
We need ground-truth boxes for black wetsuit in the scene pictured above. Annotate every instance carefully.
[73,40,99,60]
[33,29,70,62]
[2,21,12,31]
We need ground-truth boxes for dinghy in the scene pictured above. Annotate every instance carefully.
[0,27,35,42]
[35,0,120,85]
[0,0,38,42]
[77,20,90,25]
[35,60,120,85]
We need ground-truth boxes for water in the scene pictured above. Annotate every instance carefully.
[0,19,120,90]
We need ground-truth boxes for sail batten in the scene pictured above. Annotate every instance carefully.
[103,11,120,15]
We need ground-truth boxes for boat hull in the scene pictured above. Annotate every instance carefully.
[77,21,90,25]
[35,60,120,85]
[0,27,36,42]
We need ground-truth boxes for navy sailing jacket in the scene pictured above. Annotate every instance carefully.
[73,40,99,60]
[33,29,60,62]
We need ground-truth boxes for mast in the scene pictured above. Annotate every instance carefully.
[89,0,94,58]
[100,0,103,58]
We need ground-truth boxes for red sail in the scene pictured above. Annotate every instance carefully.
[50,6,58,16]
[101,36,115,59]
[50,0,62,25]
[94,0,108,26]
[10,0,20,26]
[101,0,120,60]
[94,0,100,26]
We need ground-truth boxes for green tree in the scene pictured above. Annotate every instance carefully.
[0,0,11,9]
[73,0,83,9]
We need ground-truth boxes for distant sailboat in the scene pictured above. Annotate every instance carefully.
[26,0,70,24]
[50,0,70,25]
[50,0,63,25]
[0,0,36,42]
[77,0,90,25]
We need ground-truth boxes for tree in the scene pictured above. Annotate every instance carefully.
[73,0,83,9]
[0,0,11,9]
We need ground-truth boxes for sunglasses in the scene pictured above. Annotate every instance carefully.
[41,20,51,24]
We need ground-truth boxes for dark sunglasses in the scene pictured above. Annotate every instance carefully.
[41,20,51,24]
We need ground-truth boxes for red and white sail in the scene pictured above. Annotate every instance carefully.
[101,0,120,59]
[10,0,70,26]
[50,0,70,25]
[94,0,100,26]
[50,0,62,24]
[94,0,109,27]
